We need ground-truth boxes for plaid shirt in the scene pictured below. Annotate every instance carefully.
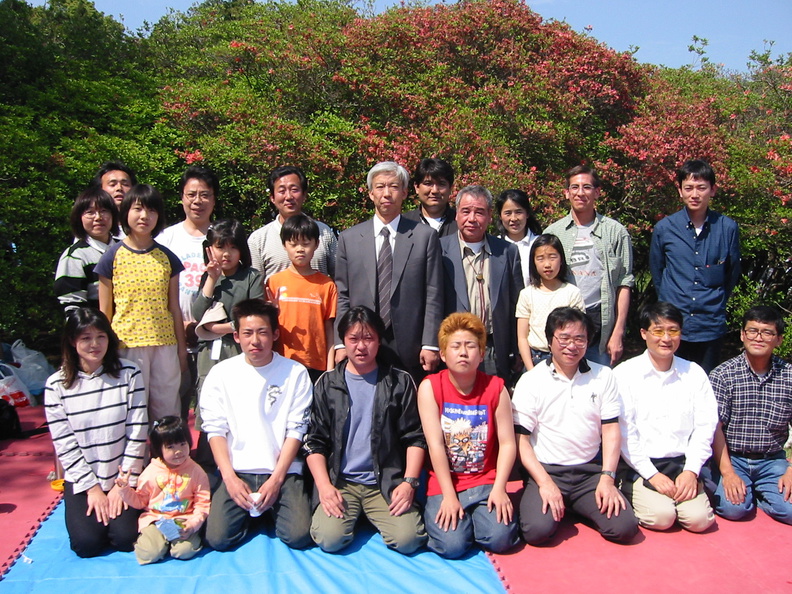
[710,352,792,454]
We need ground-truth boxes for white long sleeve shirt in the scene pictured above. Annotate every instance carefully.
[615,351,718,479]
[200,352,312,475]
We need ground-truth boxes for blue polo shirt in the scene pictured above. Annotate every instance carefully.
[650,208,740,342]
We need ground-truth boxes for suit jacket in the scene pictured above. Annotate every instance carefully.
[335,216,443,374]
[402,206,458,237]
[440,233,524,380]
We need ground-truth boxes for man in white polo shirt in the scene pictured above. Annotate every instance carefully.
[512,306,638,544]
[615,301,718,532]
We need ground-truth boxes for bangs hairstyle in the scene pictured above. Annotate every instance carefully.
[494,189,543,238]
[268,165,308,194]
[528,234,569,287]
[545,306,595,349]
[232,298,279,331]
[743,305,786,335]
[149,416,192,460]
[337,306,385,344]
[639,301,683,330]
[93,161,137,187]
[120,184,166,236]
[676,159,716,188]
[412,158,455,187]
[70,187,119,240]
[179,166,220,199]
[203,219,251,268]
[280,213,319,244]
[60,308,121,389]
[438,312,486,353]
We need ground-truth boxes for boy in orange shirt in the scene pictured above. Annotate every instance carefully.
[267,214,337,382]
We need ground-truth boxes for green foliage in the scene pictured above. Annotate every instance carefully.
[2,0,791,362]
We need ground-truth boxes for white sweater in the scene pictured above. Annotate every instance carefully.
[200,352,312,475]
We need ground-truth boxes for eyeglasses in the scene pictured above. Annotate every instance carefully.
[568,184,596,193]
[646,327,682,338]
[81,209,111,219]
[183,191,214,202]
[553,334,588,347]
[744,328,778,339]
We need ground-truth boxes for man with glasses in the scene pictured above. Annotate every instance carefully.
[545,166,633,367]
[512,307,638,544]
[615,302,718,532]
[158,166,219,422]
[706,305,792,525]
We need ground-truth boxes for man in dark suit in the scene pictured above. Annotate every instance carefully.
[403,158,458,237]
[335,161,443,381]
[440,185,524,381]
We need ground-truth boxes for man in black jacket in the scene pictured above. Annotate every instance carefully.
[304,306,427,554]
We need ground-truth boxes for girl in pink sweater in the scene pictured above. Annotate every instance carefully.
[116,416,210,564]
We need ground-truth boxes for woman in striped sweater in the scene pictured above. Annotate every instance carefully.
[45,308,148,557]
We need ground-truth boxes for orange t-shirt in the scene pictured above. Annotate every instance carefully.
[266,268,337,371]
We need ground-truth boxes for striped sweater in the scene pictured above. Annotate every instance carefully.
[45,359,148,493]
[53,236,118,312]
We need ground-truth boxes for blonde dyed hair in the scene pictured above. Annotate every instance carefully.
[438,312,487,353]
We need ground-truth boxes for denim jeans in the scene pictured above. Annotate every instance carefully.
[424,483,518,559]
[709,453,792,524]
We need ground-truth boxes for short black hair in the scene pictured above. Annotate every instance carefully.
[232,298,278,330]
[545,306,595,348]
[149,416,192,461]
[280,213,319,244]
[119,184,166,236]
[743,305,786,335]
[565,165,601,189]
[528,234,569,288]
[93,161,137,187]
[204,219,251,268]
[639,301,684,330]
[179,166,220,199]
[70,186,119,240]
[412,158,455,187]
[676,159,716,188]
[337,306,386,344]
[268,165,308,194]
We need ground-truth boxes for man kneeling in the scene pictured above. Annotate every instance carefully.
[512,307,638,544]
[615,302,717,532]
[200,299,313,550]
[304,306,427,554]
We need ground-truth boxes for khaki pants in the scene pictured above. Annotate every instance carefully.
[135,524,202,565]
[311,477,426,554]
[631,476,714,533]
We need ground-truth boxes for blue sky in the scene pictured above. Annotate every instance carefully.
[29,0,792,72]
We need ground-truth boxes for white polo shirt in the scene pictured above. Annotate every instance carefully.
[614,351,718,479]
[512,358,621,465]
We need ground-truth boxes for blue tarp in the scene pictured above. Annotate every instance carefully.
[1,502,505,593]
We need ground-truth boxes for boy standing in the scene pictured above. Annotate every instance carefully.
[266,214,338,383]
[650,159,741,373]
[200,299,313,550]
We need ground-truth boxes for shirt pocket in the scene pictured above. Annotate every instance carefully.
[702,262,725,287]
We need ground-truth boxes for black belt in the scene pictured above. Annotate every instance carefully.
[731,450,784,460]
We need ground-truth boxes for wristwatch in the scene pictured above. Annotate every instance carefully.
[403,477,420,489]
[600,470,617,480]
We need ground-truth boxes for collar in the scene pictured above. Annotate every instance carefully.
[545,356,591,376]
[638,349,680,379]
[86,236,112,251]
[563,211,601,231]
[77,365,105,379]
[459,234,490,256]
[373,214,400,237]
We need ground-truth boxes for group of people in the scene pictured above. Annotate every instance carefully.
[44,156,790,566]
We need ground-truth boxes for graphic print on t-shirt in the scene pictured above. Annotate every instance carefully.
[441,402,488,474]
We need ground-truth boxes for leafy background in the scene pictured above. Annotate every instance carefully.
[1,0,790,358]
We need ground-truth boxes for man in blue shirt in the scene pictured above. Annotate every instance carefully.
[650,160,740,373]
